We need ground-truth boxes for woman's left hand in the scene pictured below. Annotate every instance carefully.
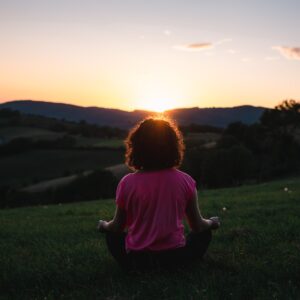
[209,216,221,230]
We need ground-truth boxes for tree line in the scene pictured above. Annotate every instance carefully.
[183,100,300,187]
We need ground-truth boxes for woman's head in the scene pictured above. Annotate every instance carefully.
[125,117,184,171]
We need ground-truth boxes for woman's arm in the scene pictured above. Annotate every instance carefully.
[97,206,126,233]
[185,189,220,232]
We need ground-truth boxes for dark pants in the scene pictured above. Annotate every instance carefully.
[105,230,212,271]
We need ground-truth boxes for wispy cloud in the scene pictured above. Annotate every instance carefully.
[174,38,232,52]
[174,43,213,52]
[273,46,300,60]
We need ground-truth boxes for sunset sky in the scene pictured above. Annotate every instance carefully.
[1,0,300,111]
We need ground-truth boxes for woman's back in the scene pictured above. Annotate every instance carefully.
[98,117,220,271]
[116,168,196,251]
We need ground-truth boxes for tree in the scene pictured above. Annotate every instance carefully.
[260,99,300,134]
[202,145,254,187]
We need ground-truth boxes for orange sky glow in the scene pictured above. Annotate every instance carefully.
[1,1,300,112]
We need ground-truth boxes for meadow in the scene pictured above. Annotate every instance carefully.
[0,177,299,300]
[0,149,123,188]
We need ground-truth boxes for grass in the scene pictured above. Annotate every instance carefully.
[72,137,124,148]
[93,138,124,148]
[0,177,299,299]
[0,126,63,142]
[0,149,124,187]
[0,125,124,149]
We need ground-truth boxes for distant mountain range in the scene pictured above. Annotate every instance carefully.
[0,100,267,128]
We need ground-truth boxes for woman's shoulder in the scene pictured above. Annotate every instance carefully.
[173,169,197,189]
[172,168,195,181]
[119,172,135,184]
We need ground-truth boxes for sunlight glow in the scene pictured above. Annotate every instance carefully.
[138,98,177,112]
[134,80,184,112]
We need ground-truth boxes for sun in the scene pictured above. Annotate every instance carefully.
[133,80,184,112]
[139,98,176,112]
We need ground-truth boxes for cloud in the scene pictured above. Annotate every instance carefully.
[174,38,232,52]
[273,46,300,60]
[174,43,213,52]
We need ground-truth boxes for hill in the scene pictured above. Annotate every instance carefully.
[166,105,265,127]
[0,100,150,129]
[0,177,299,299]
[0,100,266,128]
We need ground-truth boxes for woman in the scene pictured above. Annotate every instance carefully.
[97,117,220,271]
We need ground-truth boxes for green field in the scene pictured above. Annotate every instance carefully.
[92,138,124,148]
[0,126,63,142]
[0,177,299,299]
[0,149,124,187]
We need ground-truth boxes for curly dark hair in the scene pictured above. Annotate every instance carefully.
[125,117,185,171]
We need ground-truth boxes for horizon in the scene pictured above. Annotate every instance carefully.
[0,98,269,113]
[1,1,300,111]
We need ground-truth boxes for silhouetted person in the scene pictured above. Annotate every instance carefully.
[97,117,220,271]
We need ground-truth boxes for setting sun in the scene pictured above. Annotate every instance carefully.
[133,80,184,112]
[137,98,177,112]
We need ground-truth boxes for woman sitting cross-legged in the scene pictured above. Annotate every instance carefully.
[97,117,220,271]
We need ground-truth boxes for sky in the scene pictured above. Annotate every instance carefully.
[0,0,300,112]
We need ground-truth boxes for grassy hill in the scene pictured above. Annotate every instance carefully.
[0,149,124,188]
[0,177,299,299]
[0,126,63,143]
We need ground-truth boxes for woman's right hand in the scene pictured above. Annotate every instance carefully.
[97,220,108,232]
[209,216,220,230]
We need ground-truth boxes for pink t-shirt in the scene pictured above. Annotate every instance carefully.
[116,168,196,252]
